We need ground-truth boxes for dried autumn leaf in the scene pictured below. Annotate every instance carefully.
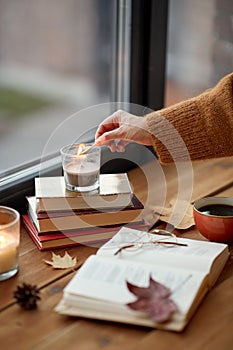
[126,276,178,323]
[44,252,77,269]
[144,199,194,229]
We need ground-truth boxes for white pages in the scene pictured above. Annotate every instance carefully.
[55,227,229,330]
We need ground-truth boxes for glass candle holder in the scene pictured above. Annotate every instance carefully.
[60,143,101,192]
[0,206,20,281]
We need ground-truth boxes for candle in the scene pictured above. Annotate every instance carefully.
[64,161,100,188]
[0,206,20,281]
[61,143,101,192]
[0,232,18,274]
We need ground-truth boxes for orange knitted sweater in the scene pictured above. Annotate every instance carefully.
[146,73,233,164]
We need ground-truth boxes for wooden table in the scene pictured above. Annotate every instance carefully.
[1,157,233,350]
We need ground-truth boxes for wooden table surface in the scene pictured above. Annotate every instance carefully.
[1,157,233,350]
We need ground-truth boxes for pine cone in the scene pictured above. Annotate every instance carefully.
[13,283,41,310]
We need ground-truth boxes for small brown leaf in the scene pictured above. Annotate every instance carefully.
[44,252,77,269]
[126,276,178,323]
[144,199,194,229]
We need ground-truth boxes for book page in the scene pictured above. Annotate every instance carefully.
[97,227,228,275]
[65,255,206,316]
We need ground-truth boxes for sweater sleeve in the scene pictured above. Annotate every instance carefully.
[145,73,233,163]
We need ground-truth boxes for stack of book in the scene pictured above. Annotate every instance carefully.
[22,173,146,250]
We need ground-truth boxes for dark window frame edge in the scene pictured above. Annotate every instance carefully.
[130,0,168,110]
[0,156,62,213]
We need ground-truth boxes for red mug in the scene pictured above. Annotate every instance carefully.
[193,197,233,243]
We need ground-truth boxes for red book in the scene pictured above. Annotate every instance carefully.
[22,214,149,251]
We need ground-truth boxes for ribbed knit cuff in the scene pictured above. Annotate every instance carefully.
[145,112,190,164]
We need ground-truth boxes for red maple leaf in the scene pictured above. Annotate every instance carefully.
[126,276,178,323]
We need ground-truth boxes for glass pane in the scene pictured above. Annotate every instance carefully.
[0,0,117,175]
[165,0,233,106]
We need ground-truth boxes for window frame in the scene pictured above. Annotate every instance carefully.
[130,0,168,110]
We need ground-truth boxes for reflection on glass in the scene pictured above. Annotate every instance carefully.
[165,0,233,106]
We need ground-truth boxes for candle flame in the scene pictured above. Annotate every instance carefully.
[0,235,7,245]
[77,144,86,156]
[0,232,14,248]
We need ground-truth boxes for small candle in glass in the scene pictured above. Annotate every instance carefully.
[60,143,101,192]
[0,206,20,281]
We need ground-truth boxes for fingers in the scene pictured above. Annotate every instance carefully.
[95,110,153,151]
[101,140,117,152]
[95,112,122,140]
[95,121,115,140]
[95,129,119,145]
[97,139,128,153]
[115,140,129,152]
[96,120,129,145]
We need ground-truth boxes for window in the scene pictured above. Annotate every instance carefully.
[0,0,118,175]
[0,0,168,211]
[165,0,233,106]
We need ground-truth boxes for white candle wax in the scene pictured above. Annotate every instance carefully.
[64,161,100,187]
[0,232,18,274]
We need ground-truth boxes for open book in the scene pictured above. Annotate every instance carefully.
[55,227,229,331]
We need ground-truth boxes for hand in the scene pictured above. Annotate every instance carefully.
[95,110,154,152]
